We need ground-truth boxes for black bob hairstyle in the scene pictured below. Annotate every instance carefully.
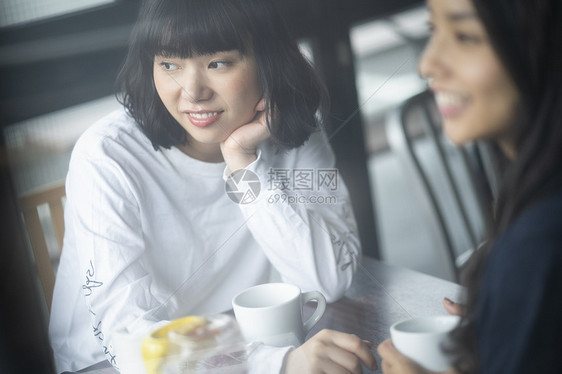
[117,0,328,151]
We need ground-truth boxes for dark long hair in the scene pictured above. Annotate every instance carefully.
[449,1,562,372]
[117,0,327,151]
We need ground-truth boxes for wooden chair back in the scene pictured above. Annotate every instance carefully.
[19,183,66,311]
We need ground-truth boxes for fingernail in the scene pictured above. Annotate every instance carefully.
[363,339,373,348]
[444,297,455,305]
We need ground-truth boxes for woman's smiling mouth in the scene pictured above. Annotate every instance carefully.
[185,111,223,127]
[434,91,471,119]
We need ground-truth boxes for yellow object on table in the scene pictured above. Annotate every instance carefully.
[141,315,207,374]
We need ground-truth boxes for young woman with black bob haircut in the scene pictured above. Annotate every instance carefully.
[286,0,562,372]
[48,0,361,372]
[120,0,326,153]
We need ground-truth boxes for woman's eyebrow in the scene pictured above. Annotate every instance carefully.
[446,11,477,22]
[425,5,476,21]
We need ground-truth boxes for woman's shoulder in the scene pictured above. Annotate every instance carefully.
[72,108,151,159]
[479,189,562,374]
[482,189,562,319]
[508,188,562,241]
[492,188,562,267]
[260,129,335,167]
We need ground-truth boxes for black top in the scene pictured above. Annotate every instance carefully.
[477,188,562,373]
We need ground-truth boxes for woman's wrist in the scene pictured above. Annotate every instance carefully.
[223,150,258,172]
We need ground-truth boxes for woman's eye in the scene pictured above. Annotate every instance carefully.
[455,32,481,44]
[159,62,179,71]
[208,61,231,69]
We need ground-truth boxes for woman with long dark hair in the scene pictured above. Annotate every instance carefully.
[376,0,562,373]
[48,0,362,372]
[288,0,561,372]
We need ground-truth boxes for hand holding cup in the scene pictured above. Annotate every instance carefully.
[379,315,460,373]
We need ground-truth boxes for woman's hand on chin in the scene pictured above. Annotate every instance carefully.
[220,98,270,172]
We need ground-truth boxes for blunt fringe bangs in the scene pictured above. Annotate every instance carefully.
[140,0,252,60]
[117,0,327,151]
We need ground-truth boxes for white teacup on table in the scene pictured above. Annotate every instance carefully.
[232,283,326,347]
[390,315,460,372]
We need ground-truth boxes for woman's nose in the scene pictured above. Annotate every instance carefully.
[418,37,444,83]
[180,72,212,103]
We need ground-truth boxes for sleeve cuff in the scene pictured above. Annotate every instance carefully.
[222,149,263,181]
[247,342,294,374]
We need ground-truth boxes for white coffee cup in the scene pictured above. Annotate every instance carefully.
[232,283,326,347]
[390,315,460,372]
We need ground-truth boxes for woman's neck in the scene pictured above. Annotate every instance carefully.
[177,142,224,163]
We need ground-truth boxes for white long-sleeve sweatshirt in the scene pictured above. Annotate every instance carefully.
[49,108,360,372]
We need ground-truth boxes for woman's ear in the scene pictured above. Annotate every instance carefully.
[255,98,266,112]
